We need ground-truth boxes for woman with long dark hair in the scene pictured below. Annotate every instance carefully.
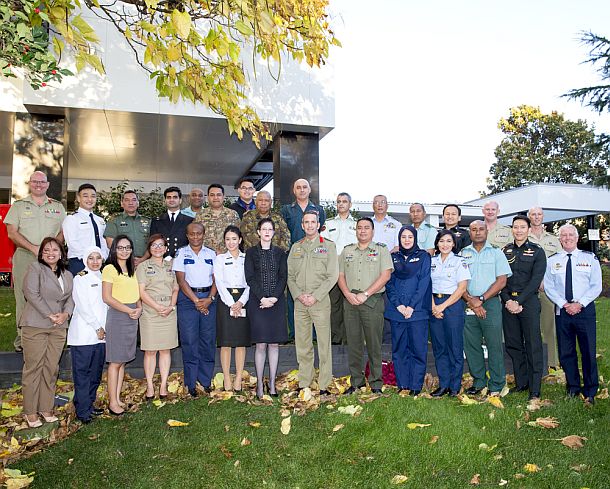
[244,218,288,398]
[20,237,74,427]
[102,234,142,415]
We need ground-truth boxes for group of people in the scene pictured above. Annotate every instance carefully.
[3,171,603,427]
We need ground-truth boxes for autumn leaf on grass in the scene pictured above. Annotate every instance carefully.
[240,437,251,447]
[407,423,431,430]
[560,435,587,450]
[167,380,180,394]
[248,422,261,428]
[528,417,559,429]
[390,474,408,484]
[337,405,362,416]
[429,435,439,444]
[298,388,312,401]
[166,419,189,427]
[478,443,497,452]
[524,463,541,472]
[459,394,479,406]
[220,445,232,459]
[487,396,504,409]
[526,398,553,411]
[152,400,166,409]
[470,474,480,485]
[596,388,609,399]
[280,416,291,435]
[2,468,35,488]
[212,373,224,391]
[332,424,344,433]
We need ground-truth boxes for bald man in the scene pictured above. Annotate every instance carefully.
[528,206,562,369]
[181,187,205,218]
[4,171,66,350]
[483,201,512,249]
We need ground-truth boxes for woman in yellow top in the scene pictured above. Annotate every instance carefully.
[102,235,142,415]
[136,234,179,400]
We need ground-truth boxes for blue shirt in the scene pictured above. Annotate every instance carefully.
[172,245,215,287]
[281,201,326,245]
[431,252,471,294]
[460,242,512,297]
[543,249,602,309]
[414,222,437,251]
[181,207,198,218]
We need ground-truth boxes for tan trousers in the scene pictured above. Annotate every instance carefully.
[12,249,37,349]
[22,326,67,415]
[540,291,558,367]
[294,295,333,390]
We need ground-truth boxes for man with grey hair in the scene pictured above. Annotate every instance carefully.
[483,201,511,248]
[321,192,357,344]
[409,202,436,254]
[372,194,400,252]
[4,171,66,351]
[543,224,602,404]
[528,206,562,369]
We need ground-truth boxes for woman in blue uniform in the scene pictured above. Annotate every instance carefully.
[429,230,471,397]
[385,225,432,395]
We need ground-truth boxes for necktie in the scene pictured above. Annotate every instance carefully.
[89,213,101,248]
[565,253,573,303]
[170,212,175,223]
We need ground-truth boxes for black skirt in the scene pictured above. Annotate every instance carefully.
[216,288,251,347]
[247,295,288,344]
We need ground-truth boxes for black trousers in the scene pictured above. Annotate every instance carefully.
[502,296,543,395]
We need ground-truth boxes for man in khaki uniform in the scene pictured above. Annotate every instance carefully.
[104,189,150,265]
[287,211,338,394]
[241,191,291,251]
[4,171,66,351]
[195,183,240,254]
[338,217,393,394]
[483,201,512,249]
[528,206,562,368]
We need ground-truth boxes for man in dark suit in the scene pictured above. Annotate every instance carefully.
[150,187,193,257]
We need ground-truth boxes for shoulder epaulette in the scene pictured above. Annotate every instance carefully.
[344,243,357,249]
[548,252,558,258]
[582,250,594,255]
[376,242,388,247]
[77,270,88,276]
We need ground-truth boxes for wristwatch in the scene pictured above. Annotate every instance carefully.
[363,291,369,298]
[478,295,485,302]
[210,295,216,302]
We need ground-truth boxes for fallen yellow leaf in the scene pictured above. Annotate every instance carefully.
[332,424,345,432]
[499,479,508,486]
[487,396,504,409]
[337,405,362,416]
[298,388,312,401]
[166,419,189,427]
[407,423,431,429]
[529,417,559,429]
[167,380,180,394]
[429,435,439,444]
[524,463,541,472]
[240,437,251,446]
[560,435,587,450]
[595,388,608,399]
[152,400,166,408]
[212,372,224,390]
[459,394,479,405]
[391,474,408,484]
[248,422,261,428]
[470,473,480,485]
[281,416,291,435]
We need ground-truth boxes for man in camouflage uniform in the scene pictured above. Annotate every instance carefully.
[4,171,66,351]
[241,191,290,251]
[104,189,150,265]
[528,206,562,369]
[483,201,512,249]
[195,183,240,254]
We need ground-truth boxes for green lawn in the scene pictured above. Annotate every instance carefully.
[1,298,609,488]
[0,288,16,351]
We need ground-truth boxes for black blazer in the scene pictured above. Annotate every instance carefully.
[244,245,287,301]
[150,212,193,257]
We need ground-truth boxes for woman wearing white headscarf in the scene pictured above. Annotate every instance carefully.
[67,246,108,423]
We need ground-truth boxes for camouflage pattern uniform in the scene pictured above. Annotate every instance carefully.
[195,207,240,254]
[240,210,291,252]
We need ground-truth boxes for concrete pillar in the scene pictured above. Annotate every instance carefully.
[11,113,67,206]
[272,131,320,205]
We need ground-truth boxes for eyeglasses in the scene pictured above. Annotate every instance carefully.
[150,243,166,249]
[116,246,132,251]
[30,180,48,185]
[239,186,255,191]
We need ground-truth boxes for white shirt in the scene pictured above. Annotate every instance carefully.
[431,253,471,294]
[543,248,602,309]
[373,215,401,249]
[321,214,357,255]
[172,245,215,287]
[67,270,107,346]
[62,208,109,260]
[213,251,250,307]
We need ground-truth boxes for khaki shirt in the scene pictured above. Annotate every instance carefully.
[135,258,177,318]
[4,195,66,250]
[195,207,240,254]
[339,242,394,294]
[287,235,339,302]
[487,223,512,249]
[104,211,151,257]
[241,210,291,251]
[528,229,561,258]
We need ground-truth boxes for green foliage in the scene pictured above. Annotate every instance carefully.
[563,32,610,114]
[486,105,610,194]
[95,180,164,219]
[321,201,360,220]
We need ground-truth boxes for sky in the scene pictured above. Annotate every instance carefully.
[318,0,610,204]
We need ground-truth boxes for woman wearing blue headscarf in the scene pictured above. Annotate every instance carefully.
[385,225,432,395]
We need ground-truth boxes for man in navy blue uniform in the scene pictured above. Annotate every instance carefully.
[150,187,193,257]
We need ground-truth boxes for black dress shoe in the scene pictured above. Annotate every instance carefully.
[528,393,541,401]
[343,386,357,395]
[203,386,213,394]
[319,389,331,396]
[371,388,382,394]
[159,394,168,400]
[449,389,460,397]
[584,397,595,405]
[91,408,104,416]
[78,416,92,424]
[465,386,483,396]
[145,395,154,401]
[188,388,199,398]
[566,389,581,398]
[431,387,450,398]
[409,390,421,396]
[509,386,528,394]
[108,408,124,416]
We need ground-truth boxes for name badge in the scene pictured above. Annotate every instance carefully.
[184,258,195,265]
[204,259,213,265]
[91,283,98,287]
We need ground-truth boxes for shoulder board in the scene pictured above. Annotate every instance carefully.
[490,244,499,249]
[528,242,542,249]
[298,238,306,244]
[78,270,88,276]
[582,250,594,255]
[548,252,558,258]
[376,242,388,247]
[344,243,357,249]
[322,237,334,243]
[47,197,58,203]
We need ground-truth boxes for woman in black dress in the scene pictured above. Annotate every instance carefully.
[214,226,250,391]
[244,218,288,398]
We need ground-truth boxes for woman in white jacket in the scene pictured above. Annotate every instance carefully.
[67,246,108,423]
